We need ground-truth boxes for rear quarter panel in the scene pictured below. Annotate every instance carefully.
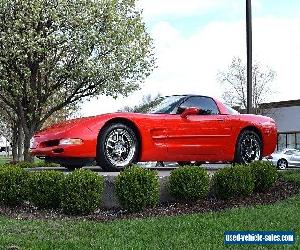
[228,114,277,158]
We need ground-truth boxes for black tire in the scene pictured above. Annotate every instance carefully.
[96,123,139,172]
[234,130,262,164]
[177,161,203,166]
[277,159,288,170]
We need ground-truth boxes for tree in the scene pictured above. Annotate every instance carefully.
[119,93,161,113]
[0,99,23,161]
[41,102,80,129]
[218,57,276,114]
[0,0,155,161]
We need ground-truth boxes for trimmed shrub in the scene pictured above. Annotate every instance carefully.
[115,166,159,212]
[34,161,60,168]
[212,165,254,199]
[6,161,60,168]
[249,161,278,192]
[28,171,64,209]
[0,166,29,205]
[6,161,34,169]
[169,166,209,202]
[61,169,104,215]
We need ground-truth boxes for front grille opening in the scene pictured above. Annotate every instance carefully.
[41,140,60,148]
[52,148,64,154]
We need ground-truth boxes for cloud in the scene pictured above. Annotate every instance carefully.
[137,0,221,19]
[80,14,300,116]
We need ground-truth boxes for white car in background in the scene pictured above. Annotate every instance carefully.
[265,148,300,170]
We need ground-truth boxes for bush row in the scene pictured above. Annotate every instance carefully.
[6,161,60,168]
[0,161,277,214]
[0,167,103,215]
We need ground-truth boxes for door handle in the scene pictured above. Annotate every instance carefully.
[217,118,225,122]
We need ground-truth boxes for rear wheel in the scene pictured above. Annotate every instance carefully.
[96,123,139,172]
[234,130,262,164]
[277,159,288,170]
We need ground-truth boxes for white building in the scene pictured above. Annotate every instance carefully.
[0,136,9,153]
[260,99,300,150]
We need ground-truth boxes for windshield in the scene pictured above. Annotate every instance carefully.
[149,96,185,114]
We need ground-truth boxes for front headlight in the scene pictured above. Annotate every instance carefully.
[59,138,83,145]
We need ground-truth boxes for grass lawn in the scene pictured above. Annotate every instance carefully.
[0,155,10,165]
[0,171,298,249]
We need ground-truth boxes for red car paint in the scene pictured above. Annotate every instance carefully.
[30,97,277,164]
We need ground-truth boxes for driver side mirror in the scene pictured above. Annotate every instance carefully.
[180,107,200,119]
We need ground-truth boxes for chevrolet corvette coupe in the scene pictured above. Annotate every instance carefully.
[30,95,277,171]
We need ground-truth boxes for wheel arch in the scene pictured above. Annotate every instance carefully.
[238,125,263,144]
[234,125,263,162]
[96,117,142,161]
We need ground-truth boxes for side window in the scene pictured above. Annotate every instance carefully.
[177,96,220,115]
[285,150,295,155]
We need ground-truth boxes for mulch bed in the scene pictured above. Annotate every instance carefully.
[0,178,299,222]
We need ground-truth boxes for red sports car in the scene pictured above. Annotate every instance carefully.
[30,95,277,171]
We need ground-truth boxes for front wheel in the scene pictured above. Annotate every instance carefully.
[96,123,139,172]
[277,159,288,170]
[234,130,262,164]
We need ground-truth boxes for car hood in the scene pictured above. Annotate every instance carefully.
[36,116,98,136]
[35,112,144,136]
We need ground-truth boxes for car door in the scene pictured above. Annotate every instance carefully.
[290,150,300,167]
[164,96,232,157]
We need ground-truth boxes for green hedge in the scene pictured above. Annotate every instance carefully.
[115,166,159,212]
[4,161,59,168]
[169,166,209,202]
[249,161,278,192]
[28,171,64,209]
[212,165,254,199]
[61,169,104,215]
[0,166,29,205]
[34,161,60,168]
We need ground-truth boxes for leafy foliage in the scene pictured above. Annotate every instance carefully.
[119,93,161,113]
[0,166,28,205]
[115,166,159,212]
[61,169,104,215]
[5,161,59,168]
[212,165,254,199]
[249,161,278,192]
[0,0,155,160]
[28,171,64,209]
[169,166,209,202]
[6,161,35,169]
[34,161,60,168]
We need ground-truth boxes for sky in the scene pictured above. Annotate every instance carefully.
[80,0,300,116]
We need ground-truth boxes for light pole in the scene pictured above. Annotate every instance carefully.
[246,0,252,114]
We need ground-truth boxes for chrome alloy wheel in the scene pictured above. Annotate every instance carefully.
[240,133,261,164]
[104,128,136,167]
[277,159,287,170]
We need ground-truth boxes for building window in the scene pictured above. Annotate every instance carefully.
[287,134,296,148]
[277,134,286,151]
[277,132,300,150]
[297,133,300,149]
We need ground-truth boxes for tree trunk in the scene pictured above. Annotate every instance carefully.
[23,130,34,162]
[11,126,18,162]
[17,124,23,161]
